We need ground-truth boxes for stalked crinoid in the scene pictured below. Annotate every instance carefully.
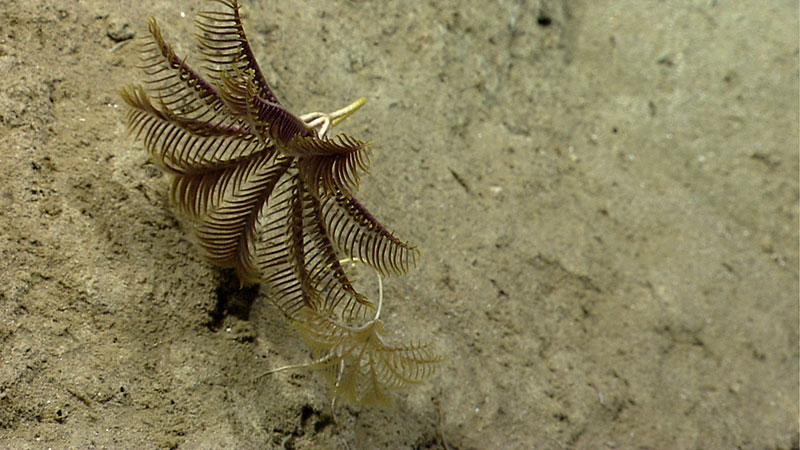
[121,0,442,408]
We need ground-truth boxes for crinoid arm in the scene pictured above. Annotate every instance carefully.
[294,307,443,408]
[293,133,372,195]
[262,259,442,408]
[214,67,311,149]
[195,0,280,105]
[321,186,419,277]
[214,65,373,197]
[121,19,269,172]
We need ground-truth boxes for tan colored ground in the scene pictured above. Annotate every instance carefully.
[0,0,797,448]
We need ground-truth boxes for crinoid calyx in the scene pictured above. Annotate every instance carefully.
[121,0,441,407]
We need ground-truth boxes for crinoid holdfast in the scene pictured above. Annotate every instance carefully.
[121,0,442,409]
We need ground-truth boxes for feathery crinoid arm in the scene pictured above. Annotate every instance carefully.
[195,0,321,153]
[185,155,290,283]
[121,84,268,173]
[196,0,373,196]
[254,168,375,320]
[195,0,280,105]
[294,307,443,408]
[121,18,271,172]
[214,68,311,149]
[168,145,276,219]
[320,187,418,277]
[136,18,228,122]
[293,133,372,196]
[300,185,377,322]
[212,63,372,193]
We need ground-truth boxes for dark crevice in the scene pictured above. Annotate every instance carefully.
[536,14,552,27]
[207,268,259,331]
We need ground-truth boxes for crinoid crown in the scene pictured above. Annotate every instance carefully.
[121,0,442,408]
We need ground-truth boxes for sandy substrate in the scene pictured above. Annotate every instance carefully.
[0,0,797,448]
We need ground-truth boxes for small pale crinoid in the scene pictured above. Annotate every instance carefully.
[121,0,442,408]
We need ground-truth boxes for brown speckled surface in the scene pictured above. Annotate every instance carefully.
[0,0,797,448]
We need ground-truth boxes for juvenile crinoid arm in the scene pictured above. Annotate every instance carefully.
[294,306,444,408]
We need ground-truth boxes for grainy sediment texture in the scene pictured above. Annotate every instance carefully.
[0,0,797,448]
